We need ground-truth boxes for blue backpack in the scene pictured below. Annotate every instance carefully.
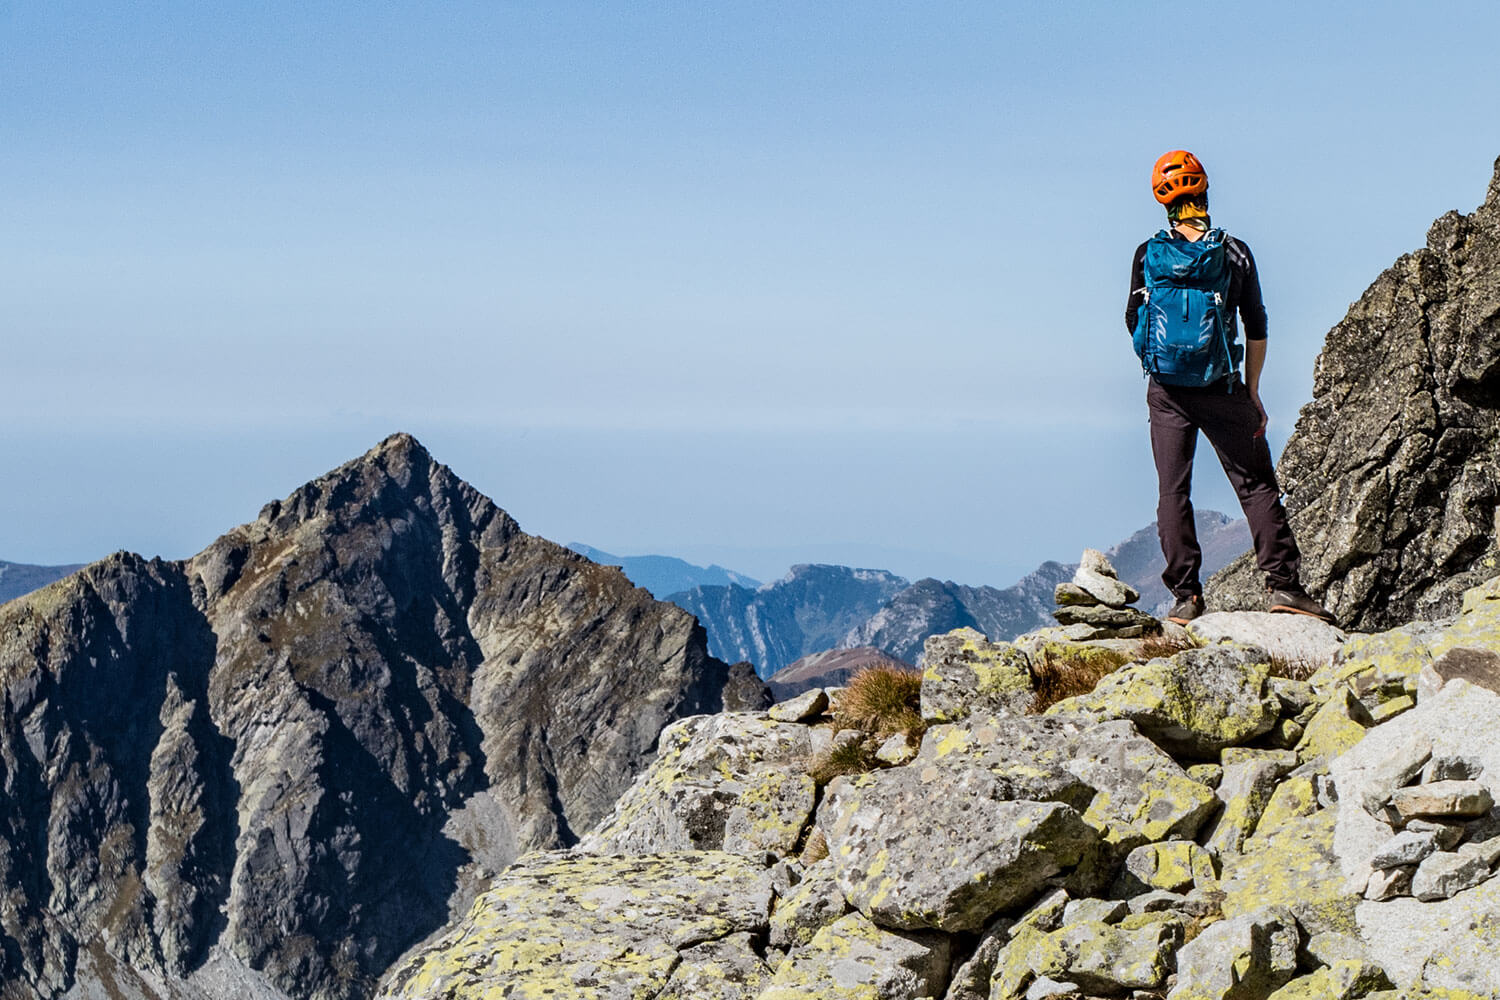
[1131,228,1241,387]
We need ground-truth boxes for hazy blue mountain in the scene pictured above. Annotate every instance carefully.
[841,562,1076,665]
[669,565,909,679]
[665,513,1250,677]
[567,544,760,599]
[0,559,85,605]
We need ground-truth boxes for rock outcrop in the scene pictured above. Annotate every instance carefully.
[382,573,1500,1000]
[0,434,754,1000]
[1212,157,1500,630]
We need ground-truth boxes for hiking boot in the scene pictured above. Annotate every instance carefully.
[1267,588,1339,626]
[1166,594,1203,625]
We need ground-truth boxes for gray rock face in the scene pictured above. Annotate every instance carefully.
[1047,644,1280,757]
[1168,905,1300,1000]
[918,628,1034,723]
[0,434,752,1000]
[1211,157,1500,629]
[581,713,814,855]
[377,851,776,1000]
[820,768,1097,932]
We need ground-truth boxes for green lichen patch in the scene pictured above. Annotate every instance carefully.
[377,851,774,1000]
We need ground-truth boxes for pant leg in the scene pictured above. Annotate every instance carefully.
[1192,382,1303,591]
[1147,380,1203,598]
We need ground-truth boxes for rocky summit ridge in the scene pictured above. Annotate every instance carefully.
[1213,156,1500,629]
[379,566,1500,1000]
[0,433,761,1000]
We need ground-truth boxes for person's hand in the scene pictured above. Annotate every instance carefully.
[1249,389,1269,438]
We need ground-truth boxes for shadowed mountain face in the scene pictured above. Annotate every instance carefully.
[0,434,753,1000]
[1212,157,1500,629]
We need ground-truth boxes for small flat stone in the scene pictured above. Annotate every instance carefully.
[874,732,916,765]
[1402,818,1465,850]
[1390,779,1494,821]
[1051,605,1156,630]
[1363,865,1412,900]
[1062,897,1128,926]
[1369,830,1438,869]
[768,687,829,723]
[1026,976,1081,998]
[1459,833,1500,868]
[1078,548,1117,577]
[1351,731,1431,818]
[1054,582,1097,607]
[1422,754,1485,783]
[1072,566,1139,608]
[1411,849,1491,901]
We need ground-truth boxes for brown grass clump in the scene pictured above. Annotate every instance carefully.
[1267,653,1320,681]
[1028,646,1131,714]
[832,665,925,739]
[805,735,880,786]
[1136,631,1198,661]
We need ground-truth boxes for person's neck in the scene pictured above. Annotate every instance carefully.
[1172,220,1209,242]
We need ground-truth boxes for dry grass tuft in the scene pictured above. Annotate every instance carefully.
[833,665,925,739]
[1136,631,1198,661]
[1028,646,1131,714]
[805,736,880,786]
[1267,653,1320,681]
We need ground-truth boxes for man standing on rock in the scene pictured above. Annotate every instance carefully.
[1127,150,1336,626]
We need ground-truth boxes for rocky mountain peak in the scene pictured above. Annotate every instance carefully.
[1213,155,1500,629]
[0,435,756,1000]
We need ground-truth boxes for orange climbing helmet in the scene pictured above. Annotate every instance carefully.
[1151,150,1208,205]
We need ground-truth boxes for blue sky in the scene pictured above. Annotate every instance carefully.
[4,3,1499,585]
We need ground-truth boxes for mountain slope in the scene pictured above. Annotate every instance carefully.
[0,434,752,1000]
[566,544,760,598]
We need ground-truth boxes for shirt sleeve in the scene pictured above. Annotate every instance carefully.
[1236,240,1268,341]
[1125,241,1148,334]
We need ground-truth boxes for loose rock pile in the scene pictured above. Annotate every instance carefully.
[380,574,1500,1000]
[1051,549,1158,639]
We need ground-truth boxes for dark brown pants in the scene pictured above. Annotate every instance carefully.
[1147,377,1302,598]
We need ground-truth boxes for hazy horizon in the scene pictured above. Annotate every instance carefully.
[6,4,1500,590]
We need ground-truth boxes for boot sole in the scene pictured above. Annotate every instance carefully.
[1268,603,1338,625]
[1166,615,1198,626]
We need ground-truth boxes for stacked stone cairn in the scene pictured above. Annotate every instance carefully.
[1051,548,1158,639]
[1346,737,1500,902]
[382,574,1500,1000]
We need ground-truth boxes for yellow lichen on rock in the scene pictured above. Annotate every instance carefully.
[1220,810,1357,936]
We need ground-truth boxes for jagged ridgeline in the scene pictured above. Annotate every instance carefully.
[0,434,764,1000]
[1213,156,1500,628]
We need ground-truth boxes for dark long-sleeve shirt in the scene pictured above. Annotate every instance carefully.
[1125,232,1267,341]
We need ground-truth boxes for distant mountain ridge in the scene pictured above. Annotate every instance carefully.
[667,513,1249,678]
[668,565,909,678]
[566,544,760,598]
[0,558,86,605]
